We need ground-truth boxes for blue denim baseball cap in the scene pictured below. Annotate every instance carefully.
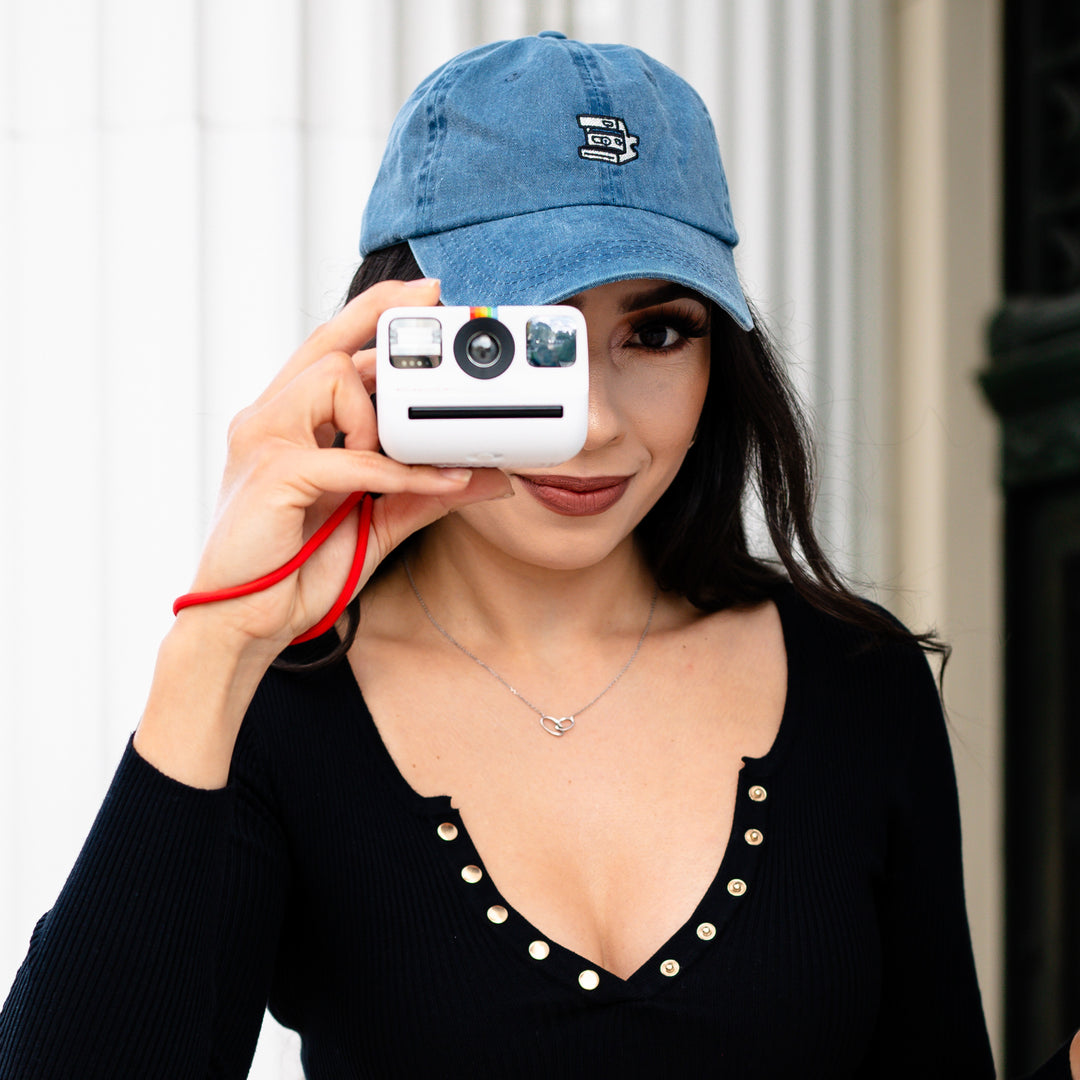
[360,32,753,330]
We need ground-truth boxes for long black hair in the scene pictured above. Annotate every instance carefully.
[275,242,946,671]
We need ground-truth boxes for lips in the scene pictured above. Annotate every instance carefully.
[515,474,632,516]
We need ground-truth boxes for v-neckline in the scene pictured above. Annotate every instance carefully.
[341,584,802,995]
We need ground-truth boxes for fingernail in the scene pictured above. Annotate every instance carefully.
[439,467,472,483]
[405,277,440,288]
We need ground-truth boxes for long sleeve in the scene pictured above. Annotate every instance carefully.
[853,645,995,1075]
[851,642,1076,1079]
[0,719,289,1079]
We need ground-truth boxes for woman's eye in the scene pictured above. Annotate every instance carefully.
[633,323,681,350]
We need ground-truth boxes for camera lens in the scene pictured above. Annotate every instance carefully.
[454,317,514,379]
[465,332,500,367]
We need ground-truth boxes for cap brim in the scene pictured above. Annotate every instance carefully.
[407,204,753,331]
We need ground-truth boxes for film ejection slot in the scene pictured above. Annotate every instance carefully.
[376,305,589,467]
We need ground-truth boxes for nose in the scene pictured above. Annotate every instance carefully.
[582,348,622,452]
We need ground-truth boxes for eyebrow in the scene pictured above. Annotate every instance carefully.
[563,282,711,314]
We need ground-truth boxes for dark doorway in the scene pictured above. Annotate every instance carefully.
[982,1,1080,1070]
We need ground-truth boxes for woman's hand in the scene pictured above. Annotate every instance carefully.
[135,278,511,786]
[184,277,507,652]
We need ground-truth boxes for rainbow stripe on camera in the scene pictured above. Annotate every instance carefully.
[470,306,497,319]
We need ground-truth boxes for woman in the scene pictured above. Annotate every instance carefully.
[1,33,1076,1079]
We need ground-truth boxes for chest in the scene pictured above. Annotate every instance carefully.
[268,665,887,1078]
[347,611,786,979]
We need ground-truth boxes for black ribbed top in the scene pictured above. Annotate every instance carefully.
[0,586,1072,1078]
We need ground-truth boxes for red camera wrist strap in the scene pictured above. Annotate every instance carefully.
[172,491,375,646]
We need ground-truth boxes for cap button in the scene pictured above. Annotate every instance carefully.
[537,30,567,38]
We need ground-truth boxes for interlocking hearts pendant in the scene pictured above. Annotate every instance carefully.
[539,715,576,736]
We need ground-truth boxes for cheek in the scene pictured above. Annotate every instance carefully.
[622,362,709,452]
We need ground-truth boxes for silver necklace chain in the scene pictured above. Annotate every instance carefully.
[403,559,659,737]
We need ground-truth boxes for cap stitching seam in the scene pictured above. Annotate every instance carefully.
[442,236,732,285]
[416,63,463,236]
[567,43,616,205]
[410,203,738,247]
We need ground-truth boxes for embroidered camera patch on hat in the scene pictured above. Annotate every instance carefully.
[577,115,639,165]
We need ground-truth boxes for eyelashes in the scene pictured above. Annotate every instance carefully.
[625,303,710,353]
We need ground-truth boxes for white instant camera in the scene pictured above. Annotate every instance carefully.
[375,305,589,467]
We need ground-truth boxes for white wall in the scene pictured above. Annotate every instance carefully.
[1,2,975,1076]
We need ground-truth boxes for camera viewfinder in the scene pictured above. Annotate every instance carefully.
[389,317,442,369]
